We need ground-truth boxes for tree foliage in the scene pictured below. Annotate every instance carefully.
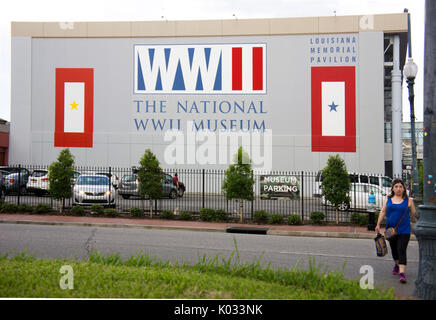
[222,147,254,201]
[48,149,75,212]
[321,155,350,223]
[222,147,254,221]
[137,149,162,217]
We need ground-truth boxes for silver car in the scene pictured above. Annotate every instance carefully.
[73,174,115,208]
[118,173,178,199]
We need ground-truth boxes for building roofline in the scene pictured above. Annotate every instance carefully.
[11,13,408,38]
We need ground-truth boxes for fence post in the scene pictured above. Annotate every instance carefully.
[108,166,112,206]
[17,164,21,206]
[202,169,205,209]
[301,171,304,222]
[251,170,254,219]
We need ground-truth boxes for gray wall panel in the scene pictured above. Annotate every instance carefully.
[10,32,386,174]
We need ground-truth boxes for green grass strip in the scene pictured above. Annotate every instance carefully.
[0,248,395,300]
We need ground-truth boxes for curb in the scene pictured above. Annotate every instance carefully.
[0,218,418,241]
[267,230,376,239]
[0,219,227,233]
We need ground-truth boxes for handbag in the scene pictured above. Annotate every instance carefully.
[374,233,388,257]
[384,203,409,241]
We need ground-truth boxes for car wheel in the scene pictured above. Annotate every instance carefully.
[338,203,349,211]
[169,190,177,199]
[121,195,131,199]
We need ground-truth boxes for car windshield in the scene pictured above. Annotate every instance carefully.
[32,171,48,177]
[382,177,392,187]
[122,175,137,182]
[76,176,109,185]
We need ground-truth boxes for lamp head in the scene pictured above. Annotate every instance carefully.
[403,58,418,79]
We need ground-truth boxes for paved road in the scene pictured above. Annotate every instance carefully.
[0,223,418,298]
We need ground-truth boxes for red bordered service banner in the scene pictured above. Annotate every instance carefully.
[311,66,356,152]
[55,68,94,148]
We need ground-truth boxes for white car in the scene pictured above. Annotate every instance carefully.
[73,174,116,208]
[27,170,82,196]
[26,170,49,195]
[314,171,392,198]
[322,183,388,211]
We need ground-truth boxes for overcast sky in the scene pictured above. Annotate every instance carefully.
[0,0,425,122]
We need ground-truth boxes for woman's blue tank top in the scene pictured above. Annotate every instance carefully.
[385,196,410,235]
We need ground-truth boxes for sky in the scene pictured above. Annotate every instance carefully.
[0,0,426,122]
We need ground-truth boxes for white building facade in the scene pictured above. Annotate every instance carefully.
[10,14,408,173]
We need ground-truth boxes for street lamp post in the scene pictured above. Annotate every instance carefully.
[403,58,419,197]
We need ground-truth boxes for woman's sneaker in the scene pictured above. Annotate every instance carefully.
[392,264,399,275]
[399,273,407,283]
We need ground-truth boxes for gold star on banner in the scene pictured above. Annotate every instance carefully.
[70,101,79,110]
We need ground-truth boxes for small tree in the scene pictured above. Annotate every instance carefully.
[137,149,163,218]
[321,154,351,224]
[48,149,75,213]
[222,147,254,222]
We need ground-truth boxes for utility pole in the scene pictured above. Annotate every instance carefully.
[413,0,436,300]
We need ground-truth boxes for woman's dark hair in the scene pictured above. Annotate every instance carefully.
[389,179,408,199]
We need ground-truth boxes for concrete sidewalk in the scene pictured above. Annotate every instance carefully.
[0,213,417,240]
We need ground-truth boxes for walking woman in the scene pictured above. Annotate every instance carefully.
[375,179,417,283]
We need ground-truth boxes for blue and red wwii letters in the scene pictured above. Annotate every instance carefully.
[134,44,266,94]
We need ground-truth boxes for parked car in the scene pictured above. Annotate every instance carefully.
[314,170,392,197]
[1,167,31,195]
[73,174,116,208]
[95,172,120,189]
[26,169,49,195]
[72,171,81,184]
[26,170,82,196]
[118,173,184,199]
[322,183,388,211]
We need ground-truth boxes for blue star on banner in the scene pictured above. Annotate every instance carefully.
[328,101,339,112]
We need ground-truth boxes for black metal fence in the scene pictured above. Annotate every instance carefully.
[1,164,400,223]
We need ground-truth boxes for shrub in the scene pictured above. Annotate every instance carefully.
[104,208,118,217]
[180,211,193,221]
[130,207,143,217]
[90,204,104,215]
[199,208,228,222]
[33,203,51,214]
[350,212,361,225]
[310,211,325,224]
[253,210,268,224]
[214,209,228,222]
[268,213,284,224]
[359,214,369,226]
[287,214,302,225]
[350,212,369,227]
[71,205,85,216]
[18,204,33,213]
[1,203,19,213]
[200,208,215,222]
[160,210,174,220]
